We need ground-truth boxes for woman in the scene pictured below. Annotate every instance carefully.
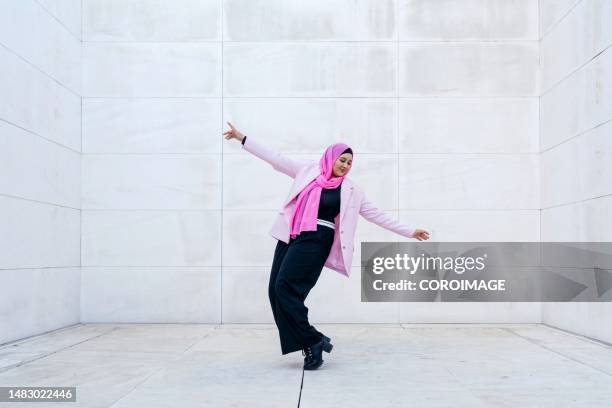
[223,122,430,370]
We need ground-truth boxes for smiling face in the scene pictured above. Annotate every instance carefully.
[332,153,353,177]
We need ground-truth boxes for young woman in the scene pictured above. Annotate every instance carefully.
[223,122,430,370]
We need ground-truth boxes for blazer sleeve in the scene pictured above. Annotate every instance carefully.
[359,193,415,238]
[241,136,312,178]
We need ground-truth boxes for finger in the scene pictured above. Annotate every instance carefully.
[227,121,235,130]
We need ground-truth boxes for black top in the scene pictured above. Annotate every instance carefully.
[317,184,341,222]
[244,135,341,222]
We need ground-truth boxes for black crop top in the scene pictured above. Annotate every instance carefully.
[317,184,341,222]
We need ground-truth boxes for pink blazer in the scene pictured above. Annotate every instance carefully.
[241,136,415,278]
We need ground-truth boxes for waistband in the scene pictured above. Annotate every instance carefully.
[316,219,336,230]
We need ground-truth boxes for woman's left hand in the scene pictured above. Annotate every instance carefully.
[411,229,430,241]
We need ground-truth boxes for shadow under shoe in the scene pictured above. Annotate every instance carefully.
[302,339,333,370]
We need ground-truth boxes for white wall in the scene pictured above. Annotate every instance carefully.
[77,0,541,324]
[0,0,82,344]
[80,0,223,322]
[539,0,612,344]
[1,0,608,340]
[2,1,547,334]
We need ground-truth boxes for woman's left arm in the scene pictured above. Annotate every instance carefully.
[358,193,430,240]
[358,193,415,238]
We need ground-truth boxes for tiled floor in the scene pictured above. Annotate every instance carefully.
[0,323,611,407]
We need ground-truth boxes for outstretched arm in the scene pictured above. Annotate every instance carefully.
[241,136,312,178]
[359,193,415,238]
[223,121,311,178]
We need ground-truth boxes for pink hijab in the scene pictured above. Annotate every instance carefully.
[288,142,353,239]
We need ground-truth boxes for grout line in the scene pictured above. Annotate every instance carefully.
[396,0,401,323]
[400,323,544,328]
[540,43,612,96]
[540,117,612,154]
[79,0,84,331]
[81,39,539,44]
[93,207,541,213]
[541,323,612,348]
[541,192,612,211]
[80,0,84,322]
[6,149,544,156]
[538,0,542,40]
[81,151,540,155]
[220,0,224,325]
[538,0,543,283]
[0,323,83,348]
[0,266,81,271]
[75,208,542,212]
[539,0,584,41]
[500,327,612,377]
[0,192,80,211]
[80,95,537,99]
[80,208,222,212]
[297,365,304,407]
[107,327,217,407]
[82,152,222,155]
[0,117,81,155]
[33,0,82,42]
[0,325,120,374]
[77,266,221,270]
[83,96,220,99]
[443,364,484,402]
[70,264,610,269]
[0,42,80,98]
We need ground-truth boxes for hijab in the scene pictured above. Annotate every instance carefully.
[288,143,353,239]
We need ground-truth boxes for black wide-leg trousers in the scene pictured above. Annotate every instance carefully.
[268,224,335,355]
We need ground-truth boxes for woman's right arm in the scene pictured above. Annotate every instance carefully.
[224,122,311,178]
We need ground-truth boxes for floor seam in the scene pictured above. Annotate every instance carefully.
[540,323,612,348]
[0,322,84,348]
[443,365,489,407]
[107,326,218,407]
[499,327,612,377]
[0,325,121,374]
[297,365,305,407]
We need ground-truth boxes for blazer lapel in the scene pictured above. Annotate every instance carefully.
[283,164,320,206]
[339,178,354,223]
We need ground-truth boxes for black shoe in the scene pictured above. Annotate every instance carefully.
[321,336,333,353]
[302,339,332,370]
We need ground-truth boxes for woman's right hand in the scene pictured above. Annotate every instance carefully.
[223,121,245,143]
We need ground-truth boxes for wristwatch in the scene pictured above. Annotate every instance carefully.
[241,135,247,145]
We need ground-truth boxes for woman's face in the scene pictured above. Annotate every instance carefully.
[333,153,353,177]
